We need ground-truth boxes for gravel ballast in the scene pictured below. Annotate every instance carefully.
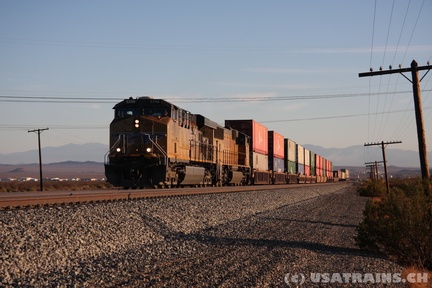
[0,183,405,287]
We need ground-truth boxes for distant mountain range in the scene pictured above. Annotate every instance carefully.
[0,161,105,179]
[0,142,429,168]
[303,144,430,168]
[0,143,108,165]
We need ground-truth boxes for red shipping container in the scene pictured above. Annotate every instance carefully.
[253,121,268,155]
[304,165,310,176]
[315,154,322,169]
[268,131,284,159]
[225,120,268,155]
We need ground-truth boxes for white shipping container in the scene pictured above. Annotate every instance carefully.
[304,148,310,166]
[341,169,350,179]
[296,144,305,164]
[252,152,268,171]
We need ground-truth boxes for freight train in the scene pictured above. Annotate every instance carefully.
[104,97,348,188]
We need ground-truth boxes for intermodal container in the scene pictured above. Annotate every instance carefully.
[297,163,305,175]
[310,151,316,176]
[296,144,305,165]
[340,171,346,180]
[304,148,310,166]
[252,151,268,171]
[326,160,332,178]
[225,120,268,155]
[268,131,284,159]
[286,160,297,174]
[269,157,284,173]
[304,165,310,176]
[284,139,297,162]
[341,169,350,179]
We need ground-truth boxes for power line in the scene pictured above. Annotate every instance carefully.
[360,60,431,180]
[260,107,431,123]
[381,0,395,67]
[369,0,377,68]
[390,0,411,65]
[1,107,429,130]
[375,0,396,139]
[0,125,107,130]
[0,90,428,104]
[401,0,426,65]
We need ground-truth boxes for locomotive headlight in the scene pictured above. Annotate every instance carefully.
[146,147,152,153]
[134,119,140,128]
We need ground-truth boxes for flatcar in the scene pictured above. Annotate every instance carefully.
[104,97,345,188]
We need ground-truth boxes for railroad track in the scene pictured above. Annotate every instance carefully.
[0,183,334,210]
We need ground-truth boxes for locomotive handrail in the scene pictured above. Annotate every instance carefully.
[144,133,168,170]
[104,135,122,164]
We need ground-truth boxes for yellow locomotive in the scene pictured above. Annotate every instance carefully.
[104,97,251,188]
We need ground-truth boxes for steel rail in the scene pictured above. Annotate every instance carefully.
[0,183,339,210]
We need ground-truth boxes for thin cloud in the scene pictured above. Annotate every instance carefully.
[290,45,432,54]
[243,68,354,74]
[214,81,310,90]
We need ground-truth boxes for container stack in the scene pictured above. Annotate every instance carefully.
[268,131,285,173]
[310,151,316,178]
[268,131,285,184]
[296,144,305,175]
[225,120,270,184]
[304,148,310,176]
[225,119,340,185]
[284,139,297,174]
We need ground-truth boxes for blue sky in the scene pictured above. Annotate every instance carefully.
[1,0,431,165]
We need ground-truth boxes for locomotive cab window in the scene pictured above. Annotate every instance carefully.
[115,108,140,118]
[143,107,170,117]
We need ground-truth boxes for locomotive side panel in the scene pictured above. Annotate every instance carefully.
[221,127,239,166]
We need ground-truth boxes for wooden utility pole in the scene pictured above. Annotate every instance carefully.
[359,60,431,180]
[28,128,49,191]
[365,161,383,180]
[364,141,402,194]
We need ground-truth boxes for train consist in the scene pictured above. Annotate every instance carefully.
[104,97,348,188]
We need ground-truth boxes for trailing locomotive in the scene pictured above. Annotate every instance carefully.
[104,97,347,188]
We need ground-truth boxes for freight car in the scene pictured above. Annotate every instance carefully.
[104,97,341,188]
